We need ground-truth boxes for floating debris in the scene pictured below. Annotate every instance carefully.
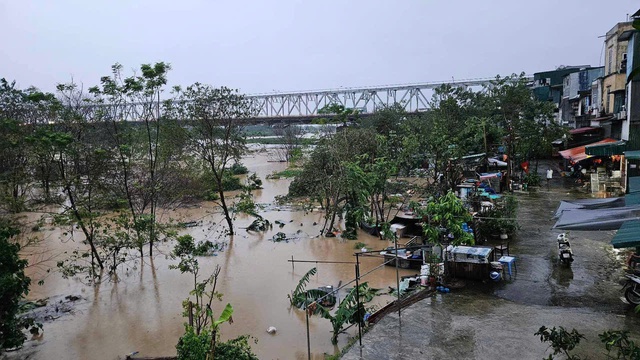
[178,221,201,228]
[246,216,272,232]
[272,232,288,242]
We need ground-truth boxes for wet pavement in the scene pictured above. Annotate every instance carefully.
[343,173,640,359]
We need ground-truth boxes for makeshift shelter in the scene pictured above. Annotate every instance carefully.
[553,177,640,248]
[553,206,640,230]
[553,197,627,219]
[558,138,619,163]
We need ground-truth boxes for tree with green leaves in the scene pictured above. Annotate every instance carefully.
[481,73,557,186]
[415,191,474,246]
[318,103,358,126]
[171,84,251,236]
[0,79,59,212]
[422,84,485,193]
[0,220,41,351]
[289,128,379,236]
[50,83,110,277]
[87,62,176,257]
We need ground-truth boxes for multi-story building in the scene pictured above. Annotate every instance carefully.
[601,21,634,139]
[560,67,604,129]
[624,10,640,150]
[532,66,603,128]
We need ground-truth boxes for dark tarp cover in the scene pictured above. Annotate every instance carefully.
[585,140,626,156]
[611,220,640,248]
[553,197,627,219]
[629,177,640,194]
[553,205,640,230]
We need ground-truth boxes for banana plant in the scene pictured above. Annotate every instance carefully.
[207,303,234,360]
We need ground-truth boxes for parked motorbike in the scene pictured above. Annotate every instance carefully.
[623,274,640,306]
[557,233,574,265]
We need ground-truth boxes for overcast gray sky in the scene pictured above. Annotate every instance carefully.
[1,0,638,94]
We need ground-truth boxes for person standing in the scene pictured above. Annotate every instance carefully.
[546,168,553,186]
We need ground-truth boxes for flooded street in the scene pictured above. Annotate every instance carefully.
[343,176,640,359]
[13,149,414,360]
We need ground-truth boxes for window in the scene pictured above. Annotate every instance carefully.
[608,47,613,74]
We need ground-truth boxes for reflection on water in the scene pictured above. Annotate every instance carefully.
[20,151,413,360]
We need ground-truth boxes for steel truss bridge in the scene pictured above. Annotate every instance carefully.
[84,77,521,123]
[245,78,496,121]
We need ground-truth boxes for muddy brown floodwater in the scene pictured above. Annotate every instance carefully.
[13,148,415,360]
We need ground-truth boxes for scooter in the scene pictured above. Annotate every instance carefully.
[623,274,640,306]
[557,233,574,265]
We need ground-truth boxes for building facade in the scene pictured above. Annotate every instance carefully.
[602,22,634,140]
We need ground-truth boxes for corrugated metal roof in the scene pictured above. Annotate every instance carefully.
[611,219,640,248]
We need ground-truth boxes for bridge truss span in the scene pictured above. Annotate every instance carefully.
[246,78,498,119]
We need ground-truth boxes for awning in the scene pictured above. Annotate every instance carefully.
[611,220,640,249]
[591,116,613,122]
[569,127,598,135]
[488,158,507,167]
[553,205,640,230]
[585,140,626,156]
[558,138,618,162]
[553,197,626,218]
[625,150,640,160]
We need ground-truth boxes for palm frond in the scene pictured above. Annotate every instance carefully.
[289,267,317,306]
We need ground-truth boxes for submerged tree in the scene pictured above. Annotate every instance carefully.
[289,128,379,235]
[87,62,177,257]
[173,84,252,236]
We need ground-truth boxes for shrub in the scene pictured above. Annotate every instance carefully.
[215,335,259,360]
[230,162,249,175]
[0,222,41,350]
[523,172,541,187]
[176,326,211,360]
